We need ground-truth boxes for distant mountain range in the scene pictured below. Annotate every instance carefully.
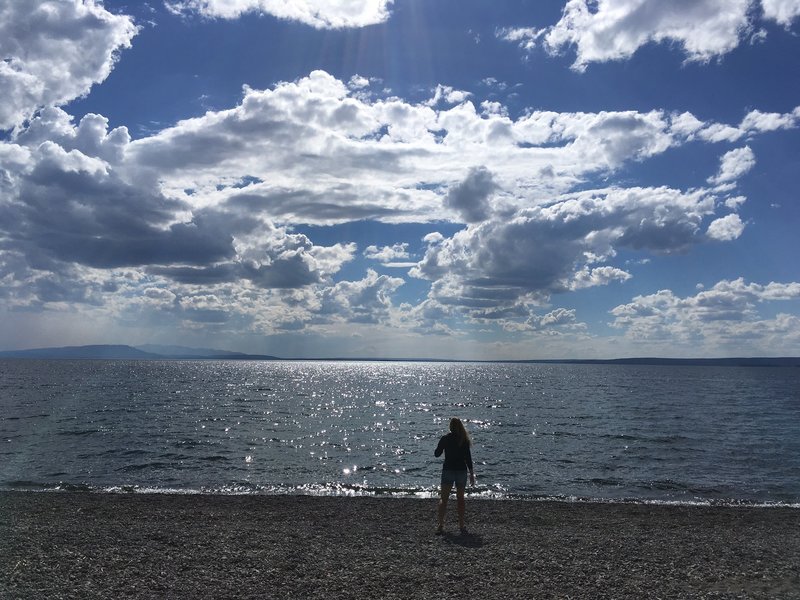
[0,344,278,360]
[0,345,798,366]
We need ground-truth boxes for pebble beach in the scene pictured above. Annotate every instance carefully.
[1,492,799,599]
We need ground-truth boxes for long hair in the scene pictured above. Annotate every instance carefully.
[449,417,471,447]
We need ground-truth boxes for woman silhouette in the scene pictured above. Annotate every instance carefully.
[434,418,475,534]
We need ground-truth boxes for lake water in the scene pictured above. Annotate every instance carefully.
[1,359,799,505]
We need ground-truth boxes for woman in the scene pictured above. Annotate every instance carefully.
[434,417,475,534]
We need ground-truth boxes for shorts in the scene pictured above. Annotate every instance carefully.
[441,468,468,489]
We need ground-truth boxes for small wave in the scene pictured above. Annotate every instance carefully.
[17,413,50,419]
[54,482,95,492]
[2,480,798,507]
[639,479,692,492]
[157,452,192,461]
[121,449,152,457]
[1,481,95,492]
[578,477,625,488]
[598,433,640,441]
[548,430,581,438]
[115,462,172,472]
[57,429,100,437]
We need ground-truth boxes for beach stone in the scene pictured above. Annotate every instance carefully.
[1,493,799,599]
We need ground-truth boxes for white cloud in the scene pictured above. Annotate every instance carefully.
[0,113,359,316]
[761,0,800,25]
[502,0,800,70]
[570,265,632,290]
[708,146,756,185]
[496,26,545,52]
[694,107,800,144]
[165,0,394,28]
[128,71,760,228]
[3,64,796,341]
[410,186,717,324]
[539,308,577,327]
[0,0,137,131]
[318,269,405,324]
[610,278,800,353]
[348,75,370,89]
[425,84,472,107]
[143,287,177,303]
[724,195,747,210]
[706,214,745,241]
[480,77,509,91]
[364,243,410,262]
[739,109,798,134]
[540,0,752,70]
[15,107,131,165]
[423,232,445,245]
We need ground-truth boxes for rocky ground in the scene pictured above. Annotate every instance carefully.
[1,492,799,599]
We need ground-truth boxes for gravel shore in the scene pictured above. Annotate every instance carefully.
[1,492,799,599]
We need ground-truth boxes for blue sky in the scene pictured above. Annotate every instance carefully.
[1,0,799,359]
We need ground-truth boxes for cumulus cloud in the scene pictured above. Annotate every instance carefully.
[423,232,445,245]
[411,186,716,322]
[2,64,794,339]
[364,243,410,262]
[570,266,632,290]
[706,214,745,241]
[610,278,800,352]
[527,308,579,331]
[687,108,800,143]
[444,166,497,223]
[15,107,131,165]
[148,236,356,290]
[708,146,756,185]
[500,0,800,70]
[426,85,472,107]
[126,70,780,229]
[318,269,405,324]
[0,114,357,312]
[0,0,137,131]
[761,0,800,25]
[144,287,177,303]
[165,0,394,28]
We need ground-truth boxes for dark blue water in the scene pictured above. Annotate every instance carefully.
[1,359,798,505]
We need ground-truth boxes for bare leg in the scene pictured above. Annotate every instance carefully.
[438,483,453,530]
[456,485,466,530]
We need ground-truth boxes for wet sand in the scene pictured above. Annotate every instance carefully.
[1,492,799,599]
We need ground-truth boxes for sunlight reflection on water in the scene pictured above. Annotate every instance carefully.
[1,359,799,504]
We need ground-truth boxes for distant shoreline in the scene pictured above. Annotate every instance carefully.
[0,344,799,367]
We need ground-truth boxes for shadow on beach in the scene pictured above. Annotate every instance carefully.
[441,530,483,548]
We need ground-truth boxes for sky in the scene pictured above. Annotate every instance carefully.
[1,0,799,360]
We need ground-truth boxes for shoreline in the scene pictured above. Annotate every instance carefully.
[2,491,799,598]
[3,485,800,509]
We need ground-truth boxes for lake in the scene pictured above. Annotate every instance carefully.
[1,359,798,505]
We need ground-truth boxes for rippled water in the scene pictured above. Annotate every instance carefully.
[1,359,799,504]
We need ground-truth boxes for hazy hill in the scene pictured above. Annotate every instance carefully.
[136,344,251,358]
[0,345,160,359]
[0,344,278,360]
